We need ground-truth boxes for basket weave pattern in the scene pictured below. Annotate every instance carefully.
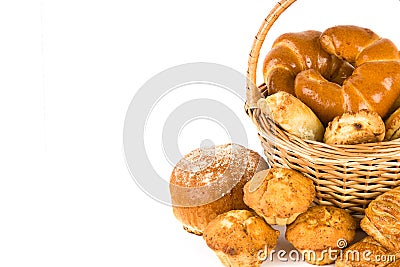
[245,0,400,219]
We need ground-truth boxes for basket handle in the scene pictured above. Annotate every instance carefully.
[246,0,297,110]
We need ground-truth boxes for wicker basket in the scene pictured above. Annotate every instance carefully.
[245,0,400,220]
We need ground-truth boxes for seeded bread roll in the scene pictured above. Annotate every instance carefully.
[243,167,316,225]
[323,110,385,145]
[360,186,400,254]
[257,91,325,141]
[170,143,268,235]
[203,210,279,267]
[286,205,357,265]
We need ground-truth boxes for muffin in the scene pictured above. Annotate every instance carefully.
[169,143,268,235]
[323,110,385,145]
[361,186,400,254]
[286,205,357,265]
[335,236,395,267]
[243,167,316,225]
[203,210,280,267]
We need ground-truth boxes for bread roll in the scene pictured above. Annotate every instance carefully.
[323,110,385,145]
[203,210,279,267]
[286,205,357,265]
[257,91,324,141]
[170,143,268,235]
[243,168,315,225]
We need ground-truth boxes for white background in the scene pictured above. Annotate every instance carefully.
[0,0,399,266]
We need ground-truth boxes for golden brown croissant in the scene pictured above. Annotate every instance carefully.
[262,30,354,96]
[295,25,400,124]
[360,186,400,254]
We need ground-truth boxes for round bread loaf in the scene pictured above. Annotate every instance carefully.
[170,143,268,235]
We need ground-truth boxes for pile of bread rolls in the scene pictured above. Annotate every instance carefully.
[168,24,400,266]
[258,25,400,145]
[169,143,400,266]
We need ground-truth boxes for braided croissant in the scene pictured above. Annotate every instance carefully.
[263,26,400,125]
[263,30,354,96]
[296,26,400,124]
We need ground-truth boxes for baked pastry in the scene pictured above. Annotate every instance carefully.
[387,259,400,267]
[203,210,280,267]
[320,26,399,66]
[257,91,324,141]
[263,30,354,96]
[286,205,357,265]
[243,167,316,225]
[384,106,400,141]
[335,236,395,267]
[323,110,385,145]
[389,97,400,117]
[360,186,400,253]
[295,25,400,124]
[170,143,268,235]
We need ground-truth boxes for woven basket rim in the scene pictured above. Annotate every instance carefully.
[257,111,400,161]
